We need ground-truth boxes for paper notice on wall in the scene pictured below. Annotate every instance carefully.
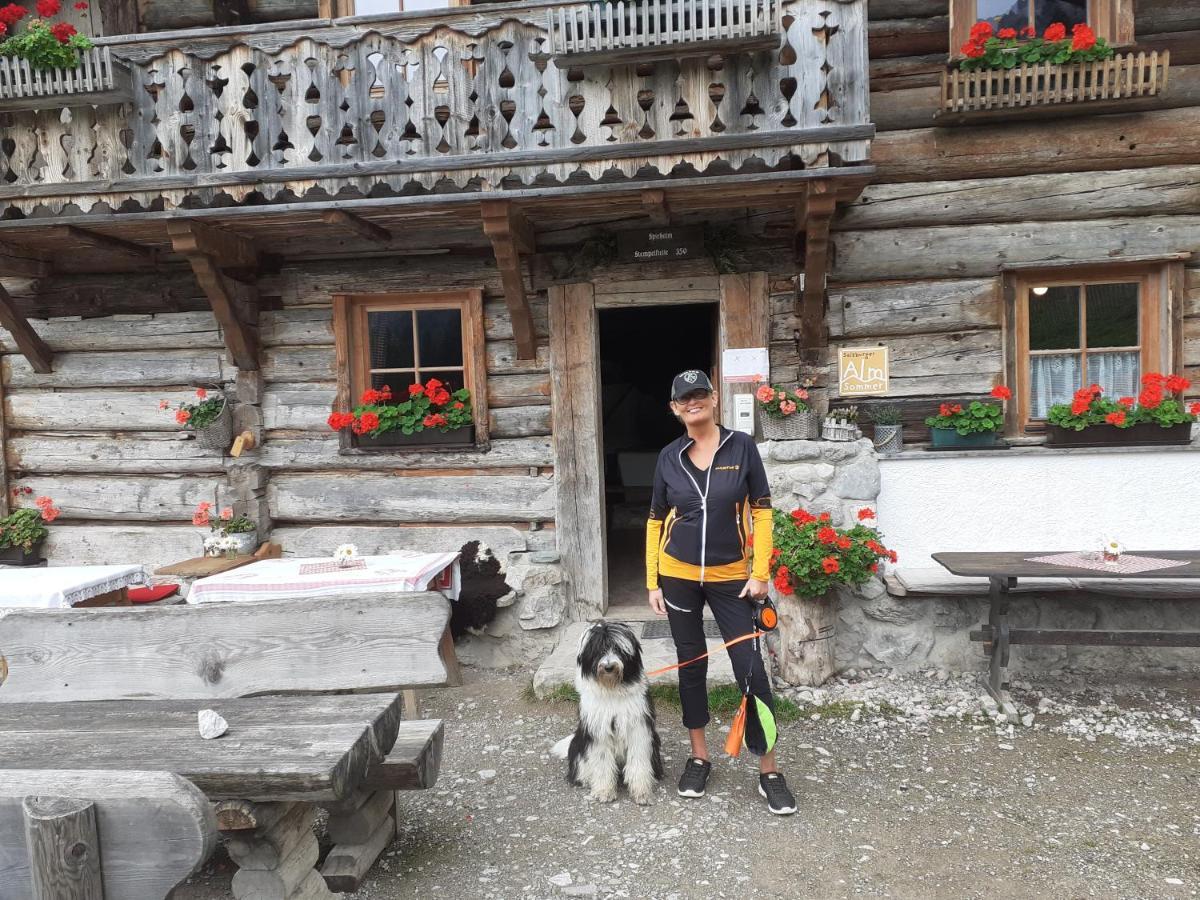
[721,347,769,384]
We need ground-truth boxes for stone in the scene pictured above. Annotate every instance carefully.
[549,872,573,888]
[495,590,518,609]
[478,769,498,783]
[819,442,862,463]
[501,555,568,631]
[767,441,825,462]
[198,709,228,740]
[829,456,881,501]
[863,632,931,667]
[792,481,823,501]
[530,550,561,564]
[787,463,834,484]
[860,594,924,626]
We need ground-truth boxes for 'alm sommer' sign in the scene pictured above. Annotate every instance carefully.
[838,347,889,396]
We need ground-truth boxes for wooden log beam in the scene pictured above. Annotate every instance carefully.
[797,181,839,356]
[0,241,52,279]
[169,220,260,371]
[0,281,53,374]
[22,796,103,900]
[481,200,536,361]
[321,210,392,245]
[52,225,155,262]
[641,189,670,225]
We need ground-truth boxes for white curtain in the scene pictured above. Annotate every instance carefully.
[1030,351,1139,418]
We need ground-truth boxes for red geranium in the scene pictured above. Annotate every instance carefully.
[818,512,832,523]
[0,21,8,35]
[969,21,993,41]
[74,0,87,7]
[1190,402,1200,416]
[175,408,191,425]
[771,508,894,598]
[961,40,986,59]
[1165,374,1191,394]
[816,526,838,544]
[408,384,424,397]
[1070,22,1096,51]
[358,411,380,432]
[1138,389,1163,410]
[1020,25,1035,38]
[791,509,816,526]
[990,385,1012,401]
[423,413,448,428]
[997,27,1017,39]
[836,535,852,550]
[1044,22,1066,41]
[0,4,27,27]
[1105,411,1126,426]
[327,412,354,431]
[857,508,876,521]
[35,0,59,15]
[50,21,76,42]
[1117,396,1135,409]
[821,557,840,575]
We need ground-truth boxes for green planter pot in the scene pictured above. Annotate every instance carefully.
[928,427,1002,450]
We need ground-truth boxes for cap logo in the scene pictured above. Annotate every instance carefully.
[682,370,700,384]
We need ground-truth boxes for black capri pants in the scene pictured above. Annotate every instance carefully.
[661,575,775,755]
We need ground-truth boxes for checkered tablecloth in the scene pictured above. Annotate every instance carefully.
[1026,552,1191,575]
[0,565,149,609]
[188,553,460,604]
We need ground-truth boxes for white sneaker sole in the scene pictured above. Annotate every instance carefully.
[758,783,797,815]
[677,786,706,798]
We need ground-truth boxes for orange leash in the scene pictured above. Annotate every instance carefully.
[645,630,763,679]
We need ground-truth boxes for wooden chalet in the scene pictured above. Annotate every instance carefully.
[0,0,1197,637]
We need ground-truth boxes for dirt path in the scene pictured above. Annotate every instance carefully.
[178,669,1199,900]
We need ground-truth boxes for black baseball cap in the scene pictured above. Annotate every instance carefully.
[671,369,715,400]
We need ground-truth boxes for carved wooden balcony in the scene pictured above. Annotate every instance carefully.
[0,46,132,112]
[547,0,782,66]
[0,0,871,219]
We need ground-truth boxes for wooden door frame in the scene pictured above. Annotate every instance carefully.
[549,273,769,622]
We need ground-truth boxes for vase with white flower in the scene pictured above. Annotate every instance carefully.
[756,383,819,440]
[1099,537,1124,564]
[333,544,360,568]
[195,503,258,558]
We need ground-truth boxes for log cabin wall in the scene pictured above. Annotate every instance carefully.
[827,0,1200,439]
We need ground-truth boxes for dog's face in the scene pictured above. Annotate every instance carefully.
[577,621,644,689]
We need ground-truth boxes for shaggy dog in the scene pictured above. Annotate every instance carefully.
[566,621,664,804]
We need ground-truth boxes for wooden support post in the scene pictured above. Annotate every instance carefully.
[0,281,53,374]
[22,796,103,900]
[321,210,392,244]
[796,181,838,366]
[481,200,537,361]
[169,221,260,371]
[225,801,332,900]
[718,272,769,431]
[0,354,9,517]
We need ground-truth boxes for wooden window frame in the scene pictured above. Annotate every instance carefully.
[321,0,472,15]
[1002,261,1179,436]
[950,0,1135,60]
[332,289,489,453]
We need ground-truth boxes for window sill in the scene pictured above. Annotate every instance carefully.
[881,439,1200,461]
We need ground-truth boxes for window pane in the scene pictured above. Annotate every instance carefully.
[1035,0,1087,32]
[367,311,414,370]
[1029,285,1080,350]
[1030,353,1083,418]
[416,370,466,395]
[1085,282,1139,348]
[417,309,463,368]
[371,372,413,394]
[978,0,1028,30]
[1088,351,1139,398]
[354,0,398,12]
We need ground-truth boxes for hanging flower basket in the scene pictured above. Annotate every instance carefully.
[761,412,820,441]
[161,388,233,453]
[194,398,234,452]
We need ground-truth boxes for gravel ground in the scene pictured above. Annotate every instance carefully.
[178,667,1200,900]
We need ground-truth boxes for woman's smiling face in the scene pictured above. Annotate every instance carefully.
[671,388,718,427]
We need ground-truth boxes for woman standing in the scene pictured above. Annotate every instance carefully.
[645,369,797,815]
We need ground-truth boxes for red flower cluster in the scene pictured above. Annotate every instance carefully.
[997,27,1017,39]
[960,19,993,57]
[1070,384,1103,415]
[816,526,838,545]
[175,408,191,425]
[773,564,791,593]
[1020,26,1035,38]
[327,412,354,430]
[423,378,451,406]
[939,403,963,417]
[1043,22,1066,41]
[990,385,1013,401]
[34,494,61,522]
[353,412,381,434]
[1105,410,1126,426]
[192,501,212,527]
[791,509,816,526]
[1190,402,1200,416]
[857,508,876,521]
[821,557,840,575]
[1070,22,1095,51]
[359,385,393,405]
[0,4,27,27]
[423,413,448,428]
[36,0,59,16]
[74,0,86,7]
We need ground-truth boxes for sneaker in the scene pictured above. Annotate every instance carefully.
[758,772,797,815]
[677,757,711,798]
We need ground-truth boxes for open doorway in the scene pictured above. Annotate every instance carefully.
[599,303,717,612]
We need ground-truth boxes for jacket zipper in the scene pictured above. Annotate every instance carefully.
[678,430,734,583]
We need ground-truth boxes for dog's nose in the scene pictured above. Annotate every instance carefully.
[600,662,617,673]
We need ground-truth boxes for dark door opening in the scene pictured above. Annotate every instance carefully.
[599,303,717,611]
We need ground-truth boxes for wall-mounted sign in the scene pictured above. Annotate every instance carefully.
[617,226,706,263]
[838,346,890,396]
[721,347,769,384]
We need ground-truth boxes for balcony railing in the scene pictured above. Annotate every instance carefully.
[0,46,131,111]
[548,0,781,64]
[0,0,870,217]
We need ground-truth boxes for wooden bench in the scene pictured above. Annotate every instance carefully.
[0,592,454,897]
[0,770,216,900]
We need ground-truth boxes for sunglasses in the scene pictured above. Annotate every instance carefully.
[674,389,713,404]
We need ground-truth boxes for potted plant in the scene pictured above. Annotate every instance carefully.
[163,388,233,453]
[769,506,896,686]
[328,379,475,449]
[1045,373,1198,448]
[194,503,258,558]
[0,488,60,566]
[869,405,904,455]
[924,385,1011,449]
[0,2,94,70]
[958,21,1114,73]
[755,383,818,440]
[822,406,860,442]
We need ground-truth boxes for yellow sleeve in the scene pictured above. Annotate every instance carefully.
[645,518,664,590]
[750,506,774,582]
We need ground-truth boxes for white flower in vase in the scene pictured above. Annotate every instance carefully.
[334,543,359,568]
[1099,537,1125,564]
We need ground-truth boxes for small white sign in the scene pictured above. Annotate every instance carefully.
[732,393,755,436]
[721,347,769,384]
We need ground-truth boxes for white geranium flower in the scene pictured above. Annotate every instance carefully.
[334,543,358,561]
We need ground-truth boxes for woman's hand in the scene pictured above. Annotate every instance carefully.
[739,578,769,601]
[648,588,667,617]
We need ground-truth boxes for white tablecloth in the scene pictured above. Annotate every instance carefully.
[188,553,461,604]
[0,565,149,609]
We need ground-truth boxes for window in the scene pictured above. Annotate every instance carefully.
[1007,265,1175,433]
[950,0,1135,58]
[333,291,488,450]
[350,0,461,13]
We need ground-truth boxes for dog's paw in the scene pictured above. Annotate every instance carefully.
[589,786,618,803]
[629,787,654,806]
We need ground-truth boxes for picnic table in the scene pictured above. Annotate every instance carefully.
[934,550,1200,716]
[0,564,147,608]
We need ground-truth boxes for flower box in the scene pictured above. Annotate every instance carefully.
[355,425,476,450]
[1044,421,1192,449]
[0,538,44,566]
[0,46,131,111]
[929,427,1002,450]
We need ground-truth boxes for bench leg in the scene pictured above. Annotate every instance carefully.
[439,624,463,687]
[224,801,333,900]
[319,790,396,893]
[982,576,1020,719]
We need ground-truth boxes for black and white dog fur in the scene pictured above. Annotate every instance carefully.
[566,621,664,804]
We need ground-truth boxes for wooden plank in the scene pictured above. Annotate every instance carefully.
[325,789,392,846]
[0,312,222,354]
[224,804,316,870]
[0,595,449,702]
[935,551,1200,579]
[0,696,404,802]
[268,473,554,523]
[154,554,259,578]
[970,627,1200,647]
[321,210,392,244]
[362,719,443,791]
[548,282,606,619]
[6,434,226,476]
[0,283,53,375]
[3,349,225,389]
[39,524,203,571]
[10,475,229,521]
[0,770,216,900]
[489,405,551,438]
[488,374,552,408]
[718,272,769,429]
[263,386,336,431]
[51,225,154,261]
[268,523,529,562]
[0,358,7,517]
[799,181,838,354]
[320,811,395,893]
[22,797,103,900]
[481,201,537,361]
[258,436,552,471]
[820,278,1002,339]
